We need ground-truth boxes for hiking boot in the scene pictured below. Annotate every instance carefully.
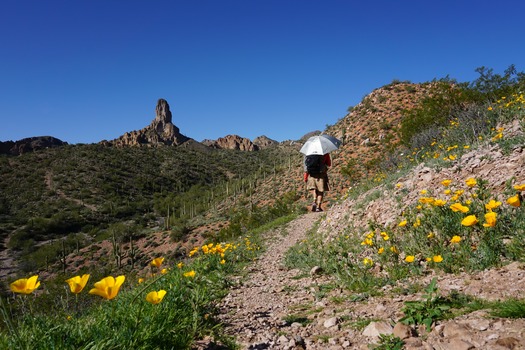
[311,203,317,212]
[316,207,323,212]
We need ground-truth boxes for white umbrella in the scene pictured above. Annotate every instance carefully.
[299,134,341,155]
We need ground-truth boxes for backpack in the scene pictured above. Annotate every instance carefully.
[305,154,323,175]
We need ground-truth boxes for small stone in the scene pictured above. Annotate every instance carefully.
[495,337,520,349]
[310,266,323,275]
[324,317,339,328]
[362,321,393,339]
[393,322,413,340]
[278,335,289,344]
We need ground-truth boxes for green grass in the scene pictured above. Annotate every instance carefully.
[489,299,525,318]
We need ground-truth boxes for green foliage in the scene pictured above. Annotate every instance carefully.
[0,142,298,271]
[399,278,450,330]
[371,334,404,350]
[400,65,525,148]
[0,229,267,349]
[215,191,299,242]
[489,298,525,319]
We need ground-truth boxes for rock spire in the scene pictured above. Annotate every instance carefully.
[103,99,190,147]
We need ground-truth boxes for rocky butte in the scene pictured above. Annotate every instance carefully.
[201,134,260,151]
[102,98,190,147]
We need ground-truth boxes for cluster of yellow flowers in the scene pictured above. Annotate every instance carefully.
[403,178,523,227]
[10,274,129,301]
[188,242,239,265]
[488,93,525,111]
[8,257,190,306]
[361,178,524,268]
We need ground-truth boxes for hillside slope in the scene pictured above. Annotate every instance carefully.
[211,120,525,349]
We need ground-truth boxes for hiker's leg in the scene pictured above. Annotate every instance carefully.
[310,189,317,211]
[316,191,323,208]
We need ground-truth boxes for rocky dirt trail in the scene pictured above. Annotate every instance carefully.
[205,207,525,350]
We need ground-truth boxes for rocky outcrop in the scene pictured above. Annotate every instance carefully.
[202,134,259,151]
[102,99,190,147]
[253,135,278,149]
[0,136,67,155]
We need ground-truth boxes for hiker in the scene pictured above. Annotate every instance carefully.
[303,153,331,212]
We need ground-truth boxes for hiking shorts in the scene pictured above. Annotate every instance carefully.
[307,174,329,192]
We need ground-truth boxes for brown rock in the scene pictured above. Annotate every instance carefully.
[393,322,413,340]
[104,98,190,147]
[495,337,520,349]
[447,338,475,350]
[203,134,259,151]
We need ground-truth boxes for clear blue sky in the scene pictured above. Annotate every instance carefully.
[1,0,524,144]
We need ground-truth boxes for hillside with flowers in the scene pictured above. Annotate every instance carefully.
[1,66,525,349]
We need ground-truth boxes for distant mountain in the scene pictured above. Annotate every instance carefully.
[0,136,67,155]
[202,134,259,151]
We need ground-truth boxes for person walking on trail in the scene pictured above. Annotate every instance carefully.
[303,153,331,212]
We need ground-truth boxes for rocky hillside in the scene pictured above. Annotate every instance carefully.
[227,82,435,210]
[202,134,260,151]
[0,136,68,155]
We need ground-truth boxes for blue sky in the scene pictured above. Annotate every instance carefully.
[1,0,524,144]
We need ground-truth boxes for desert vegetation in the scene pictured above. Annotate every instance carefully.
[1,65,524,349]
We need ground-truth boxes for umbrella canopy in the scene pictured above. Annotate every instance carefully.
[299,134,341,155]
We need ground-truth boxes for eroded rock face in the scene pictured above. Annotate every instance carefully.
[0,136,67,155]
[202,134,259,151]
[103,99,190,147]
[253,135,278,149]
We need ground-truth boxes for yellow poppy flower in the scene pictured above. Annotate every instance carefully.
[450,203,469,213]
[432,199,447,207]
[450,235,461,244]
[419,197,435,204]
[507,194,521,207]
[433,255,443,263]
[138,278,145,284]
[514,184,525,191]
[441,179,452,187]
[461,215,478,227]
[183,270,196,278]
[444,189,452,195]
[150,257,165,268]
[390,246,399,254]
[10,275,41,295]
[485,199,502,211]
[177,262,184,269]
[89,276,125,300]
[427,232,435,239]
[161,268,168,275]
[465,178,477,187]
[220,259,226,264]
[483,212,497,227]
[425,257,432,262]
[405,255,415,263]
[398,220,407,227]
[65,274,90,294]
[363,258,373,266]
[146,290,167,305]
